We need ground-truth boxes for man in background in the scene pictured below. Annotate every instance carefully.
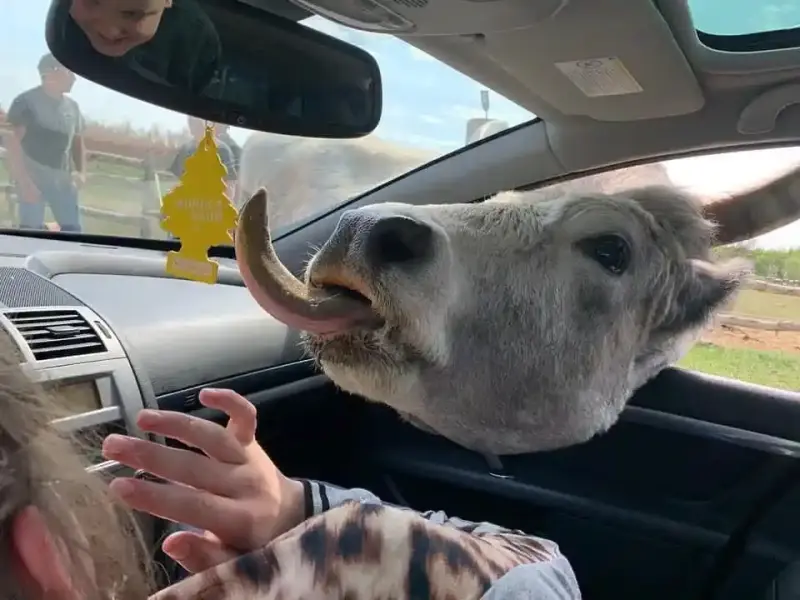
[5,54,86,233]
[168,116,237,199]
[216,123,242,175]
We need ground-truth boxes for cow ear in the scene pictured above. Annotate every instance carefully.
[657,258,751,335]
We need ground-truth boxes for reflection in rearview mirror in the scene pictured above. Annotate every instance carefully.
[44,0,383,138]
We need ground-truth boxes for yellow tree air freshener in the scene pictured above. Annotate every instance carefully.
[161,123,238,284]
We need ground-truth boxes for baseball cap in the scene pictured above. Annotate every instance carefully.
[37,53,67,74]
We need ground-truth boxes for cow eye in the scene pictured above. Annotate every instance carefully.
[577,235,631,275]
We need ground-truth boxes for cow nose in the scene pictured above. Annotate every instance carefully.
[365,215,434,268]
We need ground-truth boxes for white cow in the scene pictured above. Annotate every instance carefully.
[233,165,800,455]
[236,133,436,230]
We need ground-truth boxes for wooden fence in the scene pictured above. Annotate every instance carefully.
[717,277,800,332]
[744,278,800,298]
[0,144,174,238]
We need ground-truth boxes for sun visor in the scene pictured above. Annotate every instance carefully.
[411,0,704,122]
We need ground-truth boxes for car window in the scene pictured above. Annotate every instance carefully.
[528,147,800,392]
[688,0,800,37]
[0,3,535,241]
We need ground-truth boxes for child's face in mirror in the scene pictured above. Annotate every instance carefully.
[70,0,172,57]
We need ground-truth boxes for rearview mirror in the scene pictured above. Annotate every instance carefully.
[44,0,383,138]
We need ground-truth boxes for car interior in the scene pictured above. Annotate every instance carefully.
[4,0,800,598]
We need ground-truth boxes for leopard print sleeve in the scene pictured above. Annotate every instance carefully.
[151,501,582,600]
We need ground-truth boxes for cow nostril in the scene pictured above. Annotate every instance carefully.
[366,215,434,267]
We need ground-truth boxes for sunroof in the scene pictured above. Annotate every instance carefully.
[688,0,800,36]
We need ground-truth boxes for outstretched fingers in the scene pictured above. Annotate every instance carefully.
[102,434,234,497]
[108,478,258,550]
[135,407,247,464]
[198,388,257,447]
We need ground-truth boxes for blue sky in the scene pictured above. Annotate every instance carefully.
[1,0,534,152]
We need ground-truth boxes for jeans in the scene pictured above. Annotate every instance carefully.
[18,170,82,233]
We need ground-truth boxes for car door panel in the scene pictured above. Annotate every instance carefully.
[343,367,800,600]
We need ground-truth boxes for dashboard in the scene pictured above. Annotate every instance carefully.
[0,232,310,471]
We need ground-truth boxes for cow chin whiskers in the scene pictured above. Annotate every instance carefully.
[321,356,421,407]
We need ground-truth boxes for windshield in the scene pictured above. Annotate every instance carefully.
[1,2,535,242]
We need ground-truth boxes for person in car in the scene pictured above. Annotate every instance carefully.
[0,351,580,599]
[63,0,222,95]
[5,54,85,233]
[0,336,152,599]
[102,388,583,599]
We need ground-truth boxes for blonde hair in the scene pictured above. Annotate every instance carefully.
[0,335,154,599]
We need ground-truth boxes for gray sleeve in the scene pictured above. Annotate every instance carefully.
[218,144,237,180]
[302,478,535,536]
[168,147,187,178]
[64,98,84,135]
[299,479,581,599]
[479,561,582,600]
[6,93,31,128]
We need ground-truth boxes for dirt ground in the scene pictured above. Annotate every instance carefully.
[701,325,800,355]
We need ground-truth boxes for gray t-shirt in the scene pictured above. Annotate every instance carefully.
[168,139,237,181]
[7,86,83,175]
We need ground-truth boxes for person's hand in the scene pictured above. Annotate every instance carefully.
[16,179,40,204]
[71,171,86,188]
[101,389,306,573]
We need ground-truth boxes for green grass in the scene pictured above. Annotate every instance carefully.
[680,290,800,391]
[679,343,800,391]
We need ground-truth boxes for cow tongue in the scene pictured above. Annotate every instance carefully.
[235,189,379,335]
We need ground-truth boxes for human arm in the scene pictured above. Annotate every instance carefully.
[301,479,582,599]
[302,479,526,536]
[480,562,582,600]
[4,95,39,202]
[217,144,237,182]
[217,143,238,200]
[103,389,579,600]
[152,498,581,600]
[167,146,186,178]
[71,105,86,185]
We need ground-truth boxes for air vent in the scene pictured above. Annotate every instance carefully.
[6,310,106,362]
